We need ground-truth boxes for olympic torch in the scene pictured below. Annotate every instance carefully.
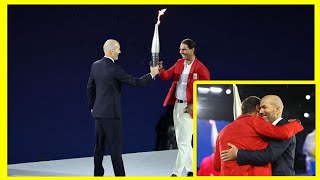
[151,9,166,67]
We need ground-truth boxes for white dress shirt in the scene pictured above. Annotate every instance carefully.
[272,117,283,125]
[176,59,194,101]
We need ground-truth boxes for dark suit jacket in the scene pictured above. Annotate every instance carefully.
[237,119,297,175]
[87,57,152,118]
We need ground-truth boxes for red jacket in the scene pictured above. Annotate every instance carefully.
[198,154,220,176]
[159,58,210,106]
[213,114,304,176]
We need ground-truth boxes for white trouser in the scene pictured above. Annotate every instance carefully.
[172,101,193,176]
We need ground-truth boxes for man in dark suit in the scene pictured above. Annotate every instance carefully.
[87,39,159,176]
[221,95,299,175]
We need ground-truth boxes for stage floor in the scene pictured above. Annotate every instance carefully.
[8,150,187,176]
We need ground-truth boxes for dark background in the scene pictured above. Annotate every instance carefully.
[8,5,314,164]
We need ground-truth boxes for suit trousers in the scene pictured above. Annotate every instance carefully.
[172,101,193,175]
[94,118,125,176]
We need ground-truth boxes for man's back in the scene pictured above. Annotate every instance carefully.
[214,114,272,176]
[235,119,297,175]
[88,57,122,118]
[87,57,152,118]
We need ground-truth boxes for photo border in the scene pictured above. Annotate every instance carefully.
[1,0,318,180]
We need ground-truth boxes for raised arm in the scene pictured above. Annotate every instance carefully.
[252,117,303,139]
[159,63,176,80]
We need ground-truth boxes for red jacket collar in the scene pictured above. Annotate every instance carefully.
[236,114,252,120]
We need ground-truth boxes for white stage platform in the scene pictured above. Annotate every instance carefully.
[8,150,188,176]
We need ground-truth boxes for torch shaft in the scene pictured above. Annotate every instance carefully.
[151,53,159,67]
[150,9,166,67]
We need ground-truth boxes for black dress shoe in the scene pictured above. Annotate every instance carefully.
[187,172,193,176]
[171,174,177,177]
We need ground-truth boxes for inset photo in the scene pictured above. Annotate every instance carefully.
[196,84,315,176]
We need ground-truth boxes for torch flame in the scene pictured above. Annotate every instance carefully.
[157,8,167,25]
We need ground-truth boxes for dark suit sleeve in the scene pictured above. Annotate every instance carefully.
[237,137,293,166]
[114,64,152,87]
[87,64,96,110]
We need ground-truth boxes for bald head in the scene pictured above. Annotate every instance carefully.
[103,39,119,53]
[103,39,121,60]
[262,95,284,111]
[259,95,284,123]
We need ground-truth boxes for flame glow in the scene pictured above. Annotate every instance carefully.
[157,8,167,25]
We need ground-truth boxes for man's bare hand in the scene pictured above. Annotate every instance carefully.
[184,104,193,114]
[150,65,160,77]
[221,143,238,161]
[158,61,163,70]
[288,119,302,124]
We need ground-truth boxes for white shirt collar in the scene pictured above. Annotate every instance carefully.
[272,118,283,125]
[104,56,115,63]
[184,58,195,67]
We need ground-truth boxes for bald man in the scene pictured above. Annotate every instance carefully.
[87,39,159,176]
[221,95,300,175]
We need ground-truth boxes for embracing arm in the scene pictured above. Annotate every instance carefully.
[237,138,293,166]
[252,117,303,139]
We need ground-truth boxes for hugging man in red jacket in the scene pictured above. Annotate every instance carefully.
[213,96,303,175]
[158,39,210,176]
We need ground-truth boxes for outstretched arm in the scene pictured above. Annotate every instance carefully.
[114,65,158,87]
[158,61,176,80]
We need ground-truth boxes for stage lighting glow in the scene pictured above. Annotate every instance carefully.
[304,113,310,118]
[210,87,222,93]
[226,89,231,94]
[198,87,210,94]
[306,95,311,100]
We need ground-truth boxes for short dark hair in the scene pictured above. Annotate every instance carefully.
[181,38,196,55]
[241,96,261,114]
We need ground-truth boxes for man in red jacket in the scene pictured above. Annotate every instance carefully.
[158,39,210,176]
[213,96,303,176]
